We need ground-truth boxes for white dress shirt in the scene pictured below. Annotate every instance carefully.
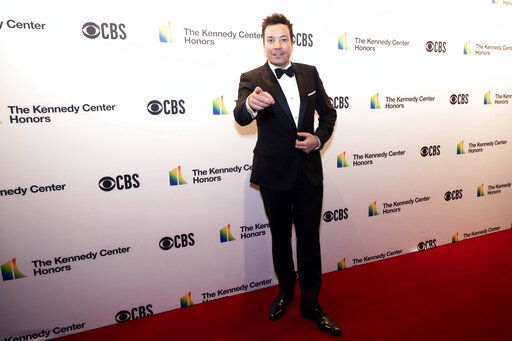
[245,61,320,149]
[245,62,299,127]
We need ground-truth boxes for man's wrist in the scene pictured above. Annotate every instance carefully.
[314,136,321,150]
[245,97,258,118]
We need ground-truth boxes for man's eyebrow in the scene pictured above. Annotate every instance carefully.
[266,35,288,39]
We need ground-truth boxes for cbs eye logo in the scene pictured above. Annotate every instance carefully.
[99,177,116,191]
[82,22,126,40]
[115,305,153,323]
[159,233,195,250]
[417,242,427,251]
[450,94,469,105]
[99,174,140,192]
[147,100,163,115]
[420,145,441,157]
[323,211,334,222]
[115,310,131,323]
[417,239,437,251]
[323,209,348,222]
[425,41,446,53]
[445,190,463,201]
[147,100,186,115]
[82,22,101,39]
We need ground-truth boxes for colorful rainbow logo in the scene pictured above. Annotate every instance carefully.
[180,292,194,308]
[159,22,176,43]
[477,184,485,197]
[1,258,26,281]
[337,258,347,270]
[220,224,236,243]
[371,93,381,109]
[337,152,349,168]
[492,0,500,4]
[457,141,466,155]
[169,166,188,186]
[484,91,492,105]
[452,232,459,243]
[464,41,472,55]
[213,96,230,115]
[338,33,349,50]
[369,201,379,217]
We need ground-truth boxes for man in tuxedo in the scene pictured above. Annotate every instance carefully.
[233,13,340,337]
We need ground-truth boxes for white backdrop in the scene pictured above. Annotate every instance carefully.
[1,0,511,339]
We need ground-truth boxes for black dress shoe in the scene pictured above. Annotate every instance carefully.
[301,306,341,337]
[269,294,294,321]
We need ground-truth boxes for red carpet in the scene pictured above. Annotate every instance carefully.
[59,229,512,340]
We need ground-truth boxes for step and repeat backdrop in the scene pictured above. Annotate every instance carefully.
[1,0,511,339]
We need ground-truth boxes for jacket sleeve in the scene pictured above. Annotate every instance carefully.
[313,66,337,148]
[233,73,256,127]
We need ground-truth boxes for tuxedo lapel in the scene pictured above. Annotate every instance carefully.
[260,63,296,128]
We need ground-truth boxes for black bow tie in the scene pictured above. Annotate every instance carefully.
[275,66,295,79]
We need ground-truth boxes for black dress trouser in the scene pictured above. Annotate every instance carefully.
[260,164,323,309]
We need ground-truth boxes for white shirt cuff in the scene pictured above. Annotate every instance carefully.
[314,136,321,150]
[245,97,258,118]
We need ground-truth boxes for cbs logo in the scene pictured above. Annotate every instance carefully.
[417,239,437,251]
[293,33,314,47]
[420,145,441,157]
[159,234,195,250]
[99,174,140,192]
[115,305,153,323]
[323,209,349,222]
[147,100,186,115]
[82,22,126,40]
[450,94,469,105]
[329,96,350,109]
[425,41,446,53]
[445,190,463,201]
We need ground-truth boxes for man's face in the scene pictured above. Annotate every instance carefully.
[263,24,293,68]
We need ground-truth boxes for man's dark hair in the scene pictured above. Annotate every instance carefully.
[262,13,293,42]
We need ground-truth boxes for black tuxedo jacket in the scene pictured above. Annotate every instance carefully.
[234,62,336,191]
